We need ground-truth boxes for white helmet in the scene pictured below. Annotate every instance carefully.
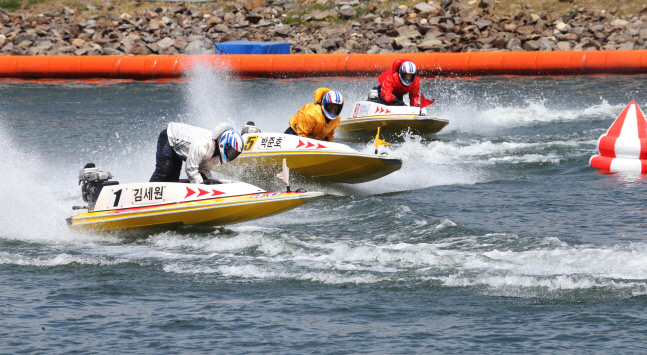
[218,130,243,163]
[321,91,344,121]
[398,61,417,86]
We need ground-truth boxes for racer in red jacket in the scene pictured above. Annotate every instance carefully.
[377,59,420,106]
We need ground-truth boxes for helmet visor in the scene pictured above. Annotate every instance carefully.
[324,103,343,117]
[401,73,415,84]
[223,143,241,161]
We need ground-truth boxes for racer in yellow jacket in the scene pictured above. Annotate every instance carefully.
[285,88,344,142]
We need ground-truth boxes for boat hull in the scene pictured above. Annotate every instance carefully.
[217,151,402,184]
[68,191,323,232]
[337,115,449,141]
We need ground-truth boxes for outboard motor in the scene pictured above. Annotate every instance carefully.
[367,86,380,102]
[76,163,119,211]
[241,121,261,135]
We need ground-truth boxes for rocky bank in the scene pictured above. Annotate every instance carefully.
[0,0,646,56]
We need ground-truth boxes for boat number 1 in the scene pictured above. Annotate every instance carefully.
[113,189,122,207]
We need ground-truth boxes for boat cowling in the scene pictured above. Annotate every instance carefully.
[349,100,427,119]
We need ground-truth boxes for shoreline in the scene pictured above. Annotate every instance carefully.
[0,0,645,56]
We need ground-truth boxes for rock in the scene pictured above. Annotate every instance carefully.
[129,43,151,55]
[516,26,535,35]
[375,35,393,47]
[539,39,554,51]
[345,39,363,50]
[27,46,42,55]
[103,47,124,55]
[413,2,435,13]
[475,19,492,30]
[610,19,629,27]
[36,40,53,51]
[640,29,647,39]
[555,22,570,32]
[440,0,453,10]
[313,10,330,20]
[478,36,496,44]
[14,32,38,44]
[367,45,380,54]
[417,39,444,50]
[504,23,517,32]
[72,38,86,47]
[556,41,571,51]
[274,24,292,36]
[185,39,204,53]
[214,24,230,33]
[339,5,356,18]
[492,37,506,49]
[149,19,161,30]
[618,42,634,50]
[156,37,175,50]
[479,0,494,8]
[506,37,521,49]
[523,40,540,50]
[320,38,337,50]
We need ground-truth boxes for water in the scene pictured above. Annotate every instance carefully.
[1,72,647,353]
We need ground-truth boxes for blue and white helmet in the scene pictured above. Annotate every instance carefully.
[218,130,243,163]
[398,61,417,86]
[321,91,344,121]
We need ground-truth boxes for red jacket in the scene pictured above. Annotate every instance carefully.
[377,58,420,106]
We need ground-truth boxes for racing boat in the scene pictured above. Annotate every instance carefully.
[67,163,322,232]
[214,122,401,184]
[336,89,449,141]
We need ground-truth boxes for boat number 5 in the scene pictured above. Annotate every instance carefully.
[243,136,258,152]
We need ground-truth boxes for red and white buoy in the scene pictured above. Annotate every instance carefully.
[590,101,647,173]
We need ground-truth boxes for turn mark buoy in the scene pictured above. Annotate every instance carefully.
[590,101,647,173]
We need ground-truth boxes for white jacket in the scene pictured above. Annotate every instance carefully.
[167,122,233,184]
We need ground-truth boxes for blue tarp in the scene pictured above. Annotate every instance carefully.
[214,41,290,55]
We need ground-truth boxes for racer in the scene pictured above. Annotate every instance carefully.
[377,59,420,107]
[149,122,243,184]
[285,87,344,142]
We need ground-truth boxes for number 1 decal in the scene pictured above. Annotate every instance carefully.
[113,189,122,207]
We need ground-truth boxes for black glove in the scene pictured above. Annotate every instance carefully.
[392,97,405,106]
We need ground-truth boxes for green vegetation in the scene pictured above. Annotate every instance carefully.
[0,0,22,11]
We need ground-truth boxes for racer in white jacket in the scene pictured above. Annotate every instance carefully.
[149,122,243,184]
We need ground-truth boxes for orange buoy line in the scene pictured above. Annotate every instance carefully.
[0,50,645,80]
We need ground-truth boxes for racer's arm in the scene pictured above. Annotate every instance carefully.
[326,129,335,142]
[380,78,396,104]
[185,142,210,184]
[409,80,420,107]
[295,109,317,138]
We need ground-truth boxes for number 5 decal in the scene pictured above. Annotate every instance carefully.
[243,136,258,152]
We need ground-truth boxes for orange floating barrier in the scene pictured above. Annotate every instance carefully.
[0,50,644,80]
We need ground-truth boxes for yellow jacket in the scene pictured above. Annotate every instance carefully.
[289,87,341,142]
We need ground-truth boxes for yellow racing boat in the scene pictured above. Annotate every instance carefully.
[337,99,449,141]
[67,164,322,232]
[214,127,401,184]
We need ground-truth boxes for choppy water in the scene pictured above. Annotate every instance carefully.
[1,70,647,353]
